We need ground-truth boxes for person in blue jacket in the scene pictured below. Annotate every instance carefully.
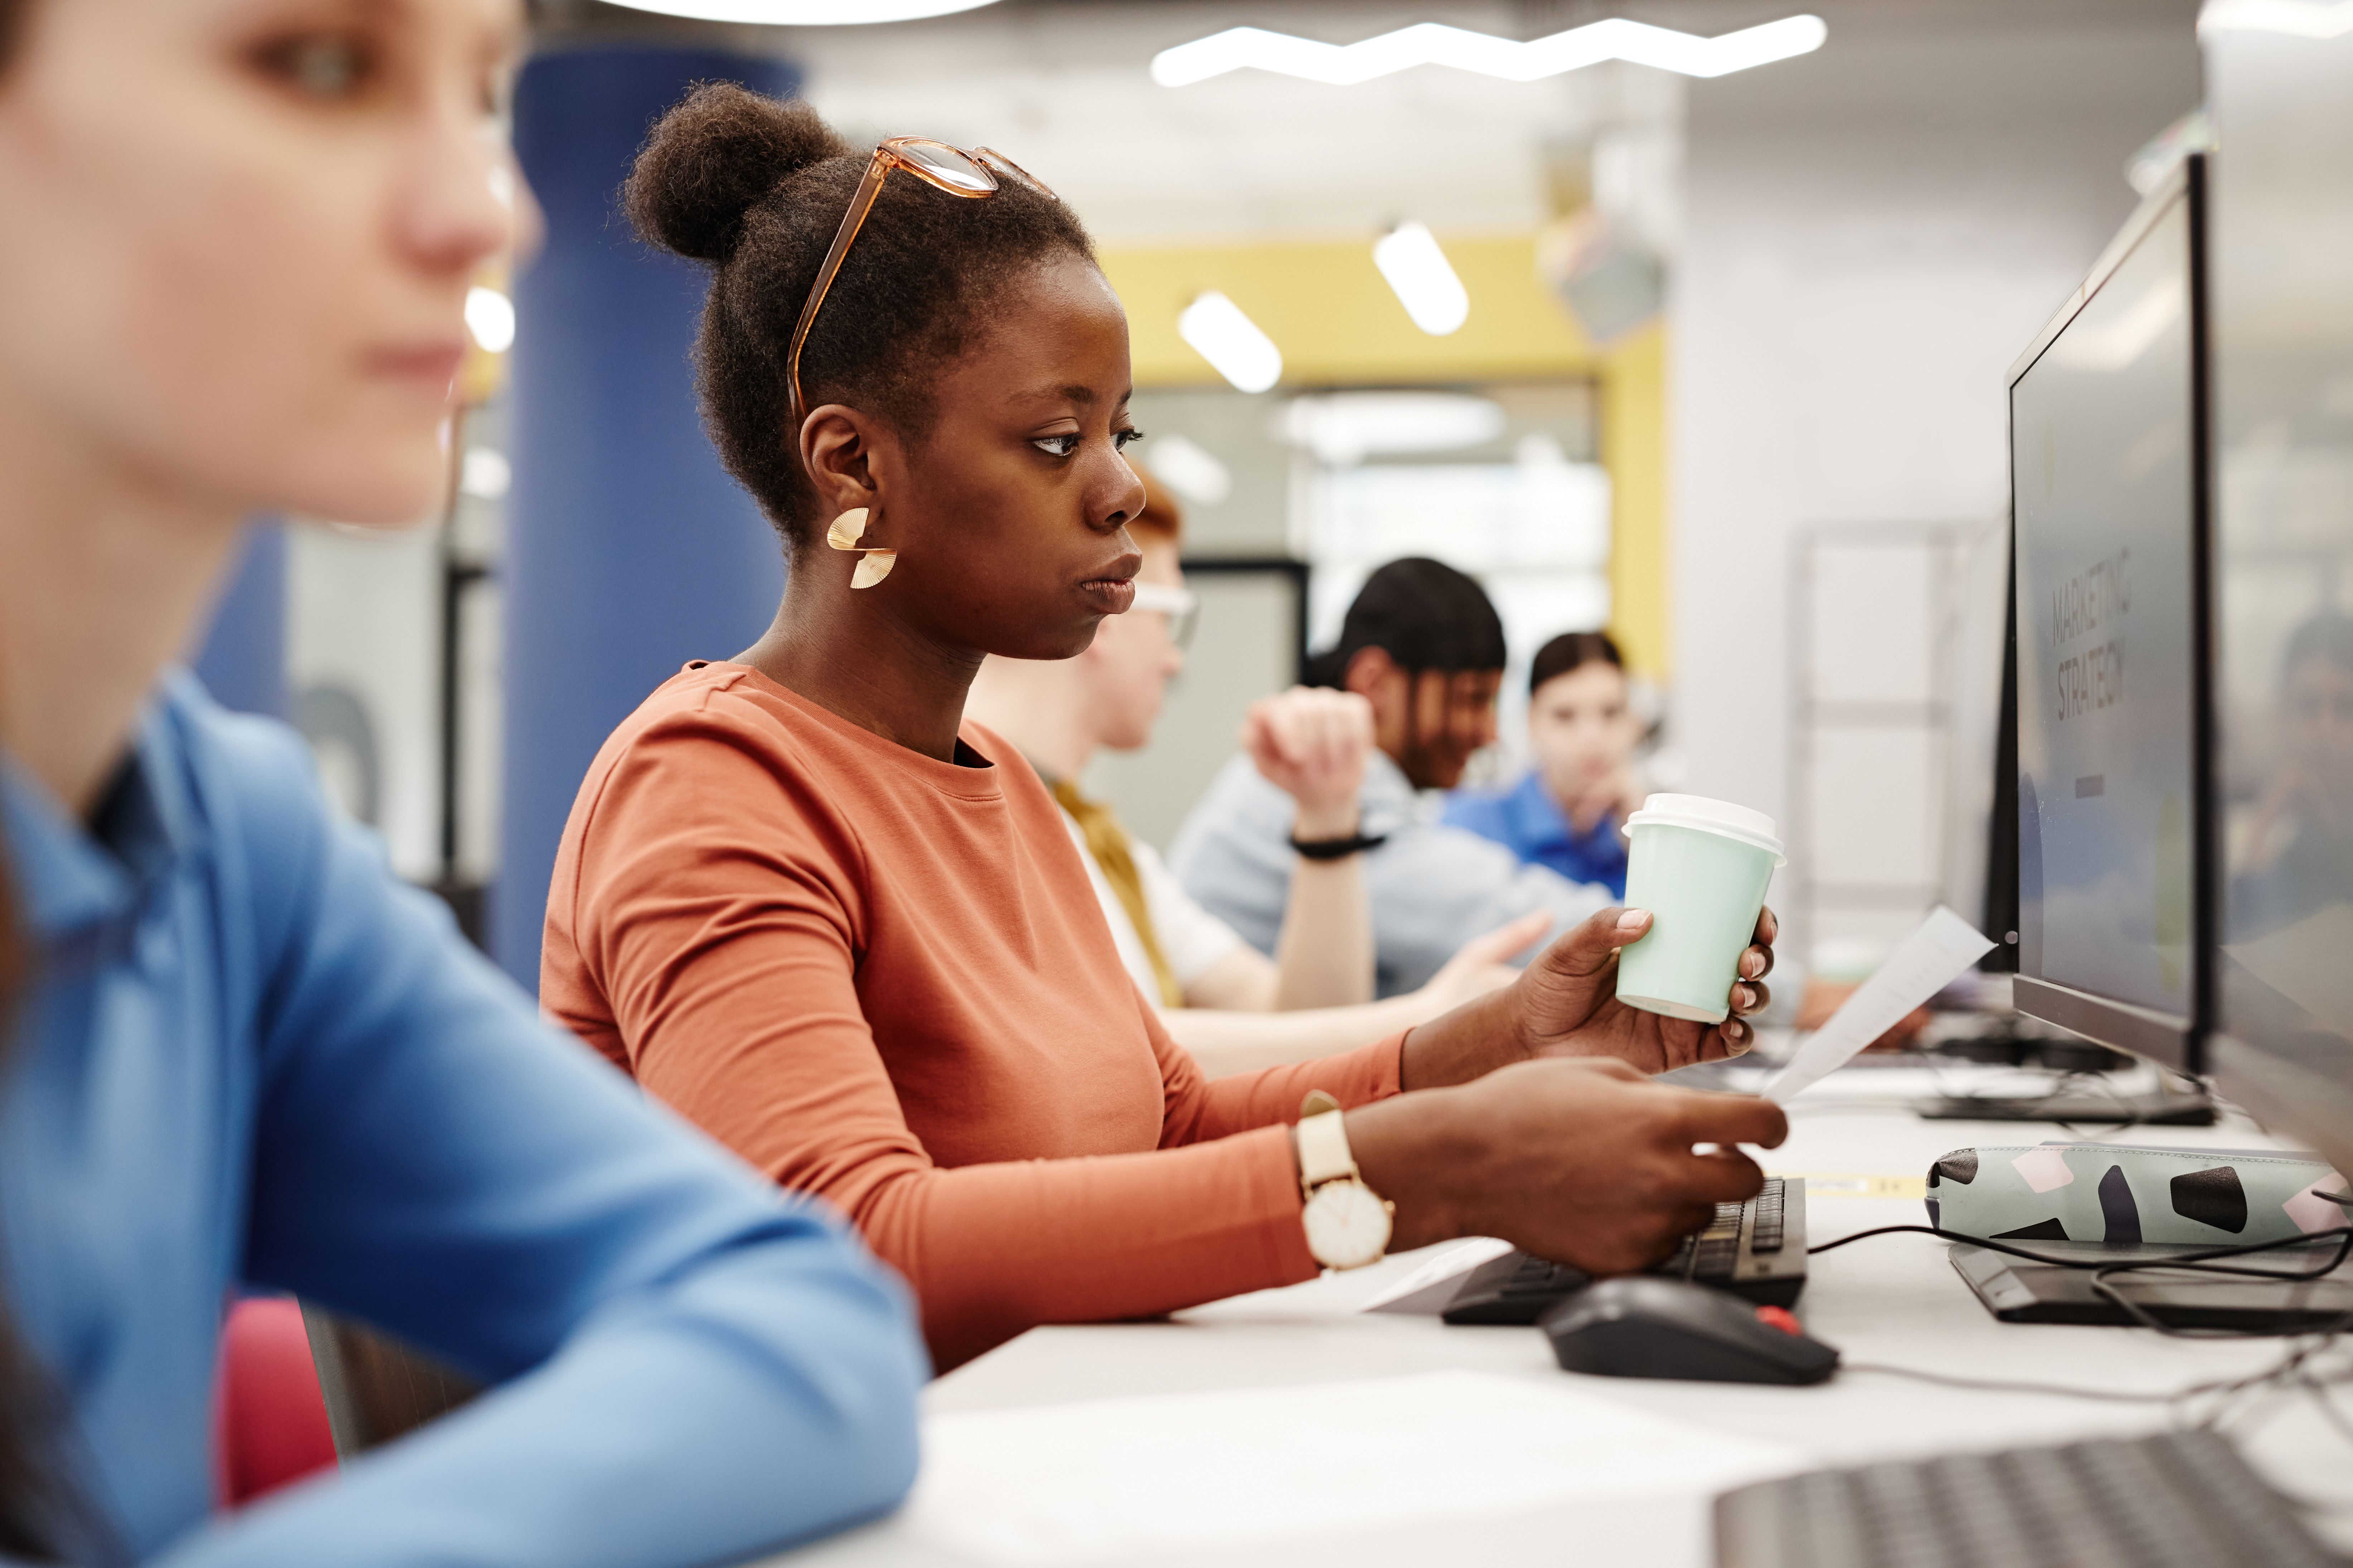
[1442,631,1646,899]
[0,1,924,1563]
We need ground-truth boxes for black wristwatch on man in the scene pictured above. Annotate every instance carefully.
[1287,830,1387,861]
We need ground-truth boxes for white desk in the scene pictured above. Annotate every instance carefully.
[788,1084,2353,1567]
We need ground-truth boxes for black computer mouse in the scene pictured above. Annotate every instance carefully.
[1538,1276,1840,1385]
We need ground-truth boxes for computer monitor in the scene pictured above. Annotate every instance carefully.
[2200,29,2353,1180]
[2005,153,2212,1074]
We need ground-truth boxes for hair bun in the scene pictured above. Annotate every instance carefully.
[626,82,849,263]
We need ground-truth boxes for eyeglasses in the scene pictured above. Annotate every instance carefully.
[1130,581,1201,651]
[786,137,1057,429]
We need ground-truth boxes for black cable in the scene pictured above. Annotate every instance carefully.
[2195,1336,2353,1445]
[2087,1269,2353,1341]
[1809,1223,2353,1340]
[1838,1363,2197,1404]
[2297,1363,2353,1450]
[1840,1345,2351,1416]
[2048,1068,2150,1138]
[1808,1223,2353,1279]
[1845,1327,2353,1434]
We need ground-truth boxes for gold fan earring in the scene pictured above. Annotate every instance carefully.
[826,507,896,589]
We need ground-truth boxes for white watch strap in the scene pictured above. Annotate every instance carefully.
[1296,1109,1358,1190]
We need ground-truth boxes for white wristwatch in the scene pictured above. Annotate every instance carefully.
[1294,1090,1393,1271]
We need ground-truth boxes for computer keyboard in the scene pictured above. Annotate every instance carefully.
[1441,1177,1806,1325]
[1714,1429,2344,1568]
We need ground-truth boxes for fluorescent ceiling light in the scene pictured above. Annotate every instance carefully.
[604,0,1001,23]
[2198,0,2353,35]
[1142,433,1234,505]
[1373,222,1469,336]
[465,286,516,354]
[1283,392,1506,465]
[1151,15,1826,88]
[1515,432,1570,470]
[1178,292,1283,393]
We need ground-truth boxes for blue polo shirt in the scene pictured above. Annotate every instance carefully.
[0,676,924,1567]
[1441,771,1630,900]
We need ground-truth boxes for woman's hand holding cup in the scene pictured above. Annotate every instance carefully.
[1515,904,1775,1071]
[1396,902,1776,1092]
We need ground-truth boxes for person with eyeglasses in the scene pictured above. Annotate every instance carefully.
[963,466,1538,1076]
[542,83,1784,1377]
[0,6,922,1564]
[1172,559,1625,998]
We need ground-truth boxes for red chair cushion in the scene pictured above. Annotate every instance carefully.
[213,1297,338,1507]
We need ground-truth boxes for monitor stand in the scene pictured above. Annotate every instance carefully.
[1911,1014,2217,1124]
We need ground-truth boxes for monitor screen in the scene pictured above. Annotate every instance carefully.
[2010,178,2203,1051]
[2204,26,2353,1176]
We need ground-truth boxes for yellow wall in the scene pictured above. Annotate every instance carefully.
[1600,321,1670,680]
[1097,233,1670,677]
[1100,233,1599,386]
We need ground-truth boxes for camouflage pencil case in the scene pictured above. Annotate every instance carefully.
[1925,1143,2347,1246]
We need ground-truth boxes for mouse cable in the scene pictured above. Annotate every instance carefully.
[1836,1362,2217,1404]
[1843,1327,2353,1419]
[2294,1354,2353,1455]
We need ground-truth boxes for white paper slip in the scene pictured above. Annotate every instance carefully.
[899,1370,1795,1568]
[1764,906,1995,1105]
[1357,1237,1514,1313]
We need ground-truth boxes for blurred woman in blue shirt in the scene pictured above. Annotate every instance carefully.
[1443,633,1645,899]
[0,1,922,1563]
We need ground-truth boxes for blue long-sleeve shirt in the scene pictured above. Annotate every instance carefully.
[0,675,926,1566]
[1440,771,1630,899]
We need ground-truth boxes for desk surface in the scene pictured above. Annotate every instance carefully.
[787,1083,2353,1568]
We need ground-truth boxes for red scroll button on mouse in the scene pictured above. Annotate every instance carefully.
[1754,1306,1803,1336]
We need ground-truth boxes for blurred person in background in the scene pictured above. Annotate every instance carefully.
[2233,609,2353,935]
[545,84,1783,1379]
[1172,559,1617,998]
[964,468,1537,1076]
[1443,631,1644,900]
[0,3,922,1563]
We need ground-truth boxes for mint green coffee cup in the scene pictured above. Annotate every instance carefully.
[1615,794,1786,1024]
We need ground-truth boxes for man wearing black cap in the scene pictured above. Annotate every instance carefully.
[1171,558,1615,998]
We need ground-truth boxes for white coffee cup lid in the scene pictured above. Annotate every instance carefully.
[1621,793,1786,864]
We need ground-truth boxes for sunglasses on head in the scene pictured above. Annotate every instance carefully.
[786,137,1057,429]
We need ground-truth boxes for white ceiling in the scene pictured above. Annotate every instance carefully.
[549,0,2200,245]
[778,3,1691,242]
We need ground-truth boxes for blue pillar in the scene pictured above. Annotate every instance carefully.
[495,47,796,991]
[190,523,288,719]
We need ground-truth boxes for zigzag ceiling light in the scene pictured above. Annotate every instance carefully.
[2197,0,2353,35]
[608,0,1001,22]
[1150,15,1828,87]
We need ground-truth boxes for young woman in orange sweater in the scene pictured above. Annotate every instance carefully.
[541,84,1786,1372]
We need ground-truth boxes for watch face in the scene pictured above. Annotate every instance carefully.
[1303,1181,1392,1270]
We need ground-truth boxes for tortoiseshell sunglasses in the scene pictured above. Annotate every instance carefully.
[786,136,1056,428]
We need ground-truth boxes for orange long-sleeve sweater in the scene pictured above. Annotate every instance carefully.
[541,662,1405,1370]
